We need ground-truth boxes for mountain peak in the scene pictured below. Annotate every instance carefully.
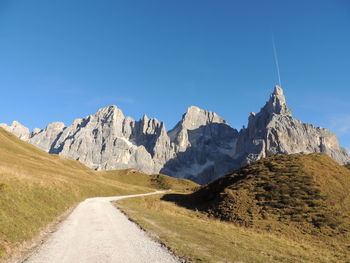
[181,106,226,130]
[273,85,284,96]
[97,105,121,112]
[0,120,30,140]
[3,84,349,185]
[186,105,202,114]
[264,85,291,116]
[95,105,125,121]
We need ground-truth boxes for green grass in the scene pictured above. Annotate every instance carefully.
[117,194,350,263]
[0,128,196,261]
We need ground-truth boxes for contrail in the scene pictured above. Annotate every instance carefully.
[272,35,282,87]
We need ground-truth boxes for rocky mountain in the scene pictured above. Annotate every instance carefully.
[235,86,349,166]
[1,86,349,183]
[0,121,30,140]
[162,106,239,183]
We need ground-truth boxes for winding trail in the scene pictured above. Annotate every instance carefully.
[22,191,178,263]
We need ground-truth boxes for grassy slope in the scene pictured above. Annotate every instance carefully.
[0,128,196,261]
[100,169,198,192]
[117,154,350,263]
[118,194,350,263]
[186,154,350,235]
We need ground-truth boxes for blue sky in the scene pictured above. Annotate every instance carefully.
[0,0,349,149]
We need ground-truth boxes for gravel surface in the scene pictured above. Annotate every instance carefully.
[22,191,179,263]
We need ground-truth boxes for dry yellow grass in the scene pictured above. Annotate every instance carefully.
[0,128,195,261]
[100,169,198,192]
[118,194,350,263]
[180,154,350,239]
[117,154,350,262]
[3,125,348,262]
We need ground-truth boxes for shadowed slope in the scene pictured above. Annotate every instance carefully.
[119,154,350,262]
[164,154,350,237]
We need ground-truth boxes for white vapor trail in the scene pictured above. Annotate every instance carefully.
[272,35,282,87]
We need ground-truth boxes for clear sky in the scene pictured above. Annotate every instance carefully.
[0,0,349,150]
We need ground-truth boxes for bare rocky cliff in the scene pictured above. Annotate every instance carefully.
[1,86,348,183]
[235,86,349,166]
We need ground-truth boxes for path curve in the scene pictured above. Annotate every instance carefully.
[22,191,178,263]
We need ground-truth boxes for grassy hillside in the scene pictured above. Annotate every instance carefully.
[101,169,198,192]
[117,154,350,262]
[0,128,196,261]
[184,154,350,236]
[118,194,350,263]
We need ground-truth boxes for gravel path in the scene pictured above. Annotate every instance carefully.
[22,191,179,263]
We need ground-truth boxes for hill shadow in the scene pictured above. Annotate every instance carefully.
[161,192,200,211]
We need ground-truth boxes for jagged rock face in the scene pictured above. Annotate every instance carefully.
[0,121,30,140]
[235,86,349,166]
[164,106,239,184]
[1,85,349,184]
[44,106,166,174]
[28,122,65,152]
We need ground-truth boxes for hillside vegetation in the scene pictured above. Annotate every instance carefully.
[185,154,350,236]
[100,169,198,192]
[0,128,196,261]
[118,154,350,262]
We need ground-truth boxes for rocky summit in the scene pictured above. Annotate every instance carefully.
[1,86,349,184]
[235,86,349,166]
